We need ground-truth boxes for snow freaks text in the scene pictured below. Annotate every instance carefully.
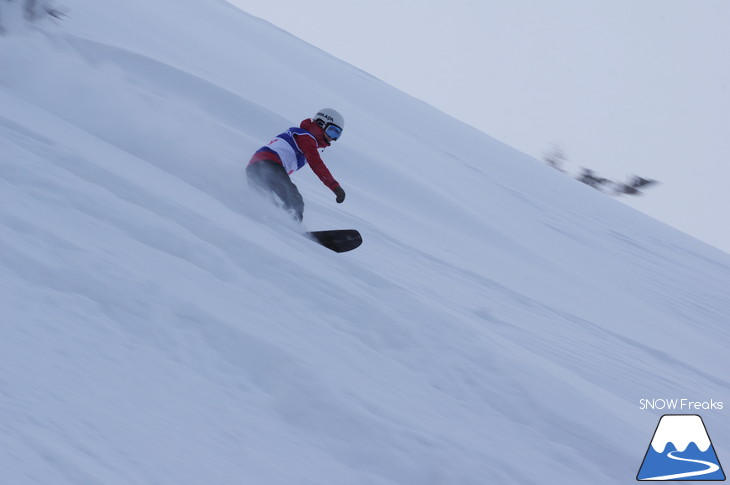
[639,399,724,411]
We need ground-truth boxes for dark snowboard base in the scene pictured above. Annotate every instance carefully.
[307,230,362,253]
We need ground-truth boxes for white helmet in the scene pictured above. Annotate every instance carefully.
[313,108,344,141]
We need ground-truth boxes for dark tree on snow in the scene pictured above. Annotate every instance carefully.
[543,143,568,173]
[543,144,659,198]
[0,0,64,33]
[23,0,64,21]
[613,175,658,196]
[576,168,611,191]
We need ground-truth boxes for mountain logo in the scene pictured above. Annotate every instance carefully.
[637,414,725,481]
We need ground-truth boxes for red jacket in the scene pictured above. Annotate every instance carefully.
[249,119,340,191]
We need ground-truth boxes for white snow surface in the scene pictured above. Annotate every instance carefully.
[1,1,729,484]
[650,415,712,453]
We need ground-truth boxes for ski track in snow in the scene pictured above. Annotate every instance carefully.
[1,1,729,483]
[641,451,721,481]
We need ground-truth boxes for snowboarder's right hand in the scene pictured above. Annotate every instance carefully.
[334,186,346,203]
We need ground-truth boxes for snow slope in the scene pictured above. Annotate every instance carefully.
[1,1,729,483]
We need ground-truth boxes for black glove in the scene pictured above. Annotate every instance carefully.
[334,186,346,203]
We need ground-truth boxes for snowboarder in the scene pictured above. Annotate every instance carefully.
[246,108,346,222]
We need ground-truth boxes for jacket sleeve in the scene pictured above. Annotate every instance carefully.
[295,133,341,191]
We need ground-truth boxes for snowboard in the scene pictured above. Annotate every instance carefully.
[307,229,362,253]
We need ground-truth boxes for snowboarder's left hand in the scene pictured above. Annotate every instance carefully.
[334,186,346,203]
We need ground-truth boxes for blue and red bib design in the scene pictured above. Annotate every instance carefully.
[255,127,317,174]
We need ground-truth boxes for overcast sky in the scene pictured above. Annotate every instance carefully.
[227,0,730,254]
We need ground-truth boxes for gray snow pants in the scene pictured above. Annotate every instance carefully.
[246,160,304,222]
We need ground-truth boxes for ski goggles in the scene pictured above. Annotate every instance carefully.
[324,123,343,141]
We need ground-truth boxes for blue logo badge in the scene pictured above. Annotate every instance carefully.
[637,414,725,481]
